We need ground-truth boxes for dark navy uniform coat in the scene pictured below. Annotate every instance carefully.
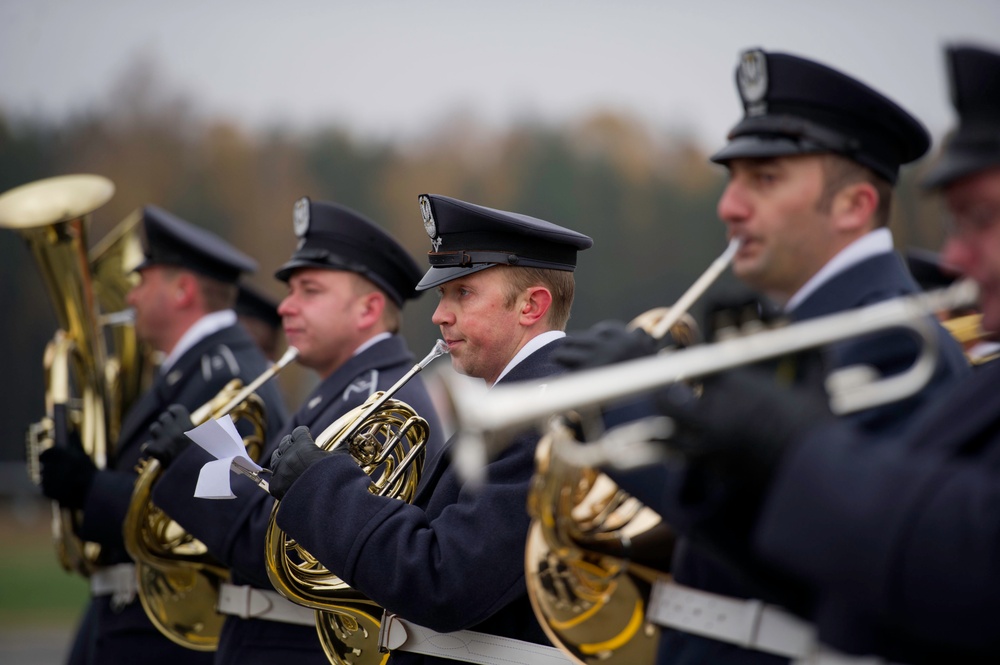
[647,252,970,665]
[71,322,287,665]
[153,334,445,665]
[275,339,567,665]
[753,359,1000,663]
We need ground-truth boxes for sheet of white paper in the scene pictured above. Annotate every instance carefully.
[186,416,263,499]
[194,458,239,499]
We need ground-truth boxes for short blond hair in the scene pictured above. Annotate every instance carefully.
[497,265,576,330]
[348,272,402,333]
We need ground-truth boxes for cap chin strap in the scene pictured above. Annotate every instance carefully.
[428,250,575,272]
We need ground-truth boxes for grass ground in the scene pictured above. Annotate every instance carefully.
[0,500,88,626]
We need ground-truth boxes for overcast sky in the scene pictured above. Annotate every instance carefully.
[1,0,999,152]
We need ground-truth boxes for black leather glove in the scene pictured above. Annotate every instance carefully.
[40,444,97,509]
[144,404,194,468]
[269,426,334,501]
[553,320,658,371]
[657,368,833,513]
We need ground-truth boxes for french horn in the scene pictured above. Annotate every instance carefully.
[520,240,738,665]
[123,346,298,651]
[264,340,448,665]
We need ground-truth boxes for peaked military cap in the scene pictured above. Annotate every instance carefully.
[136,205,257,283]
[415,194,593,291]
[275,197,422,307]
[236,282,282,329]
[711,48,931,184]
[905,248,960,291]
[923,44,1000,189]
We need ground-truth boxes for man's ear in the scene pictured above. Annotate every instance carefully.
[519,286,552,327]
[831,181,879,233]
[174,273,199,308]
[357,289,386,330]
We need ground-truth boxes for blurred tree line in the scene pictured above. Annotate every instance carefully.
[0,61,950,464]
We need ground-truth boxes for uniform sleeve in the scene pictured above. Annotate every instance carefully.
[152,443,277,587]
[275,433,538,632]
[78,373,238,550]
[754,425,1000,651]
[79,469,139,548]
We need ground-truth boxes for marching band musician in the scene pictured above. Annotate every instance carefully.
[39,207,288,665]
[641,42,1000,664]
[146,198,444,665]
[267,194,593,664]
[553,48,970,665]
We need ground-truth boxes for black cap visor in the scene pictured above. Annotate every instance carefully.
[923,149,1000,190]
[710,134,830,165]
[275,254,410,306]
[416,264,495,291]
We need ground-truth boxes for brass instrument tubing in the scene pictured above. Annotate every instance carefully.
[648,238,740,340]
[451,280,979,479]
[240,340,448,491]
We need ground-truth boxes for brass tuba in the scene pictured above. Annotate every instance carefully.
[0,174,149,577]
[123,346,299,651]
[264,340,448,665]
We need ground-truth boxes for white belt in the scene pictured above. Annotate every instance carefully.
[648,580,816,659]
[90,563,138,609]
[216,583,317,626]
[378,612,574,665]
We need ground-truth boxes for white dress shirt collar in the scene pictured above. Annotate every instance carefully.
[160,309,237,374]
[493,330,566,386]
[785,227,894,313]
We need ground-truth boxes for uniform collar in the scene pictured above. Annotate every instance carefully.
[160,309,237,373]
[492,330,565,386]
[785,228,894,313]
[353,331,392,358]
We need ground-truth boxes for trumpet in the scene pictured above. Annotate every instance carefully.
[449,278,979,480]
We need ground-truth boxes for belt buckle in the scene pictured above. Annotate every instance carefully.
[377,611,407,653]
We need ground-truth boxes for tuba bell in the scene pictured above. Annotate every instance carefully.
[264,340,448,665]
[0,174,150,577]
[123,346,298,651]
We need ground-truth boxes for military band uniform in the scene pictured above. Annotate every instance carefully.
[657,240,970,665]
[149,197,445,665]
[579,50,971,665]
[153,333,444,665]
[269,193,594,664]
[275,338,568,664]
[745,353,1000,663]
[714,42,1000,664]
[79,321,287,665]
[47,207,287,665]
